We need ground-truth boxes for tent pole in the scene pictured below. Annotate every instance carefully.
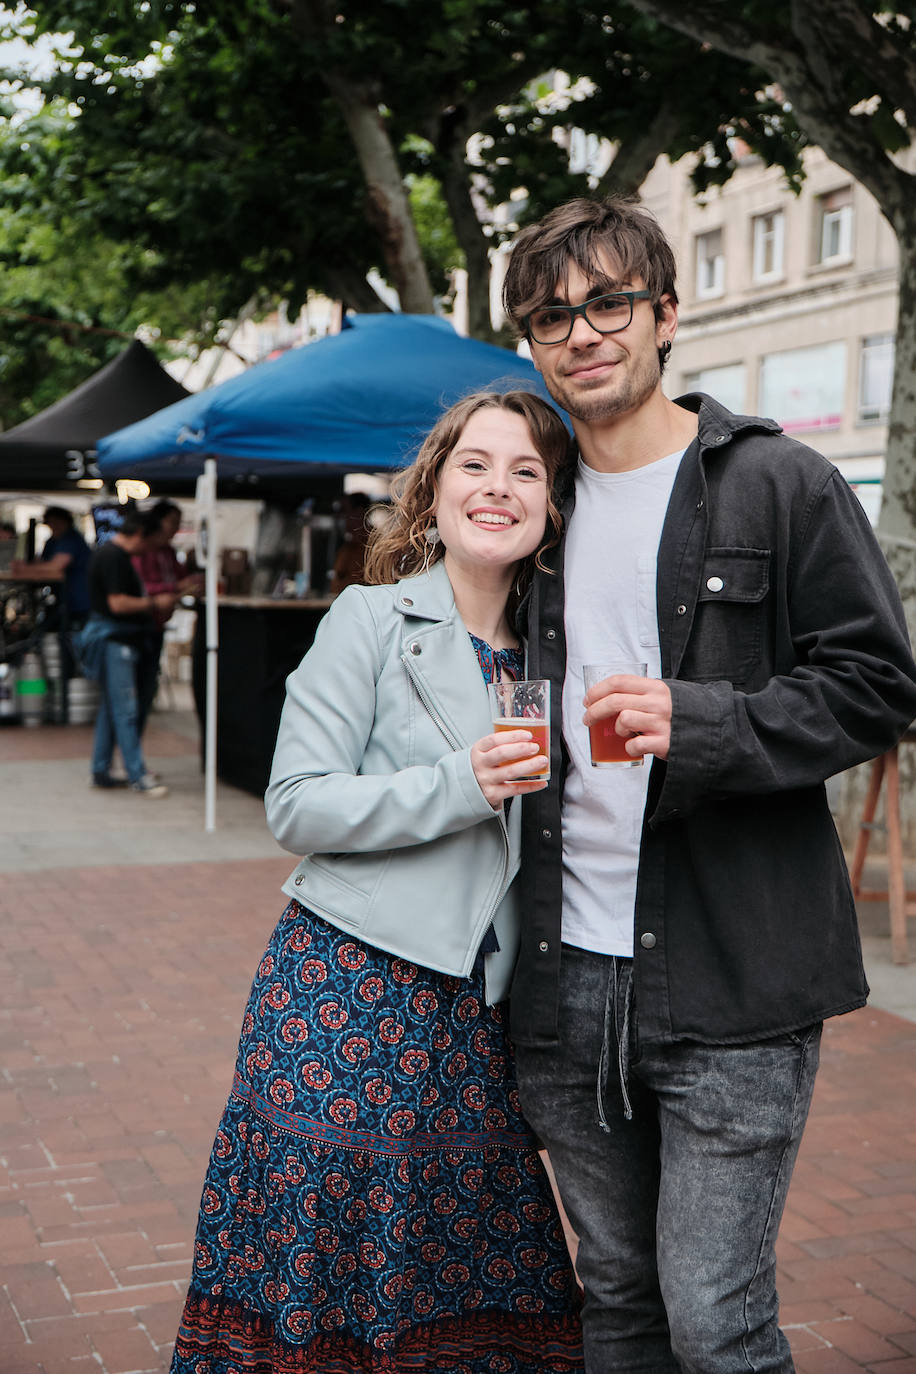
[203,457,219,831]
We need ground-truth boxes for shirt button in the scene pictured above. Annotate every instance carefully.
[541,828,552,840]
[640,932,657,949]
[409,642,422,655]
[696,499,704,509]
[294,875,303,886]
[706,576,724,592]
[545,628,557,641]
[401,596,414,607]
[715,433,727,443]
[538,940,549,953]
[676,604,687,616]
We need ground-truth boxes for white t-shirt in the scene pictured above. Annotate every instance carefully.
[561,450,684,955]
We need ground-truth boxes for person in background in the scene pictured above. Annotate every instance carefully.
[11,506,92,721]
[330,490,374,594]
[132,503,201,730]
[499,195,916,1373]
[80,510,177,796]
[11,506,91,623]
[132,500,201,607]
[169,390,584,1373]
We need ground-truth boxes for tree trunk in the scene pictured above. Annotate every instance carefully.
[878,208,916,561]
[597,102,685,198]
[321,265,392,316]
[285,0,435,316]
[322,72,436,316]
[439,137,496,340]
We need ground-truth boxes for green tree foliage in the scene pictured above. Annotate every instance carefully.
[0,106,138,425]
[0,1,805,397]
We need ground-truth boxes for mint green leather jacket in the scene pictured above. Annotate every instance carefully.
[265,561,521,1003]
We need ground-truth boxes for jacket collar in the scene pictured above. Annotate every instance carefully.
[557,392,781,508]
[674,391,782,451]
[393,559,457,623]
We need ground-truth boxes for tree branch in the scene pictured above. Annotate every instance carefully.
[283,0,435,313]
[627,0,915,231]
[594,99,685,197]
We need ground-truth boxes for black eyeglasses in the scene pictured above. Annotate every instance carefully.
[524,290,653,345]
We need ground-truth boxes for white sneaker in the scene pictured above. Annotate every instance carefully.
[131,775,169,798]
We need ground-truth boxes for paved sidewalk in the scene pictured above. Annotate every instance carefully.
[1,701,915,1372]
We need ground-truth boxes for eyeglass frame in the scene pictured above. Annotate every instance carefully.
[524,289,654,345]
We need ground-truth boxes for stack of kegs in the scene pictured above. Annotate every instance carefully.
[16,651,47,727]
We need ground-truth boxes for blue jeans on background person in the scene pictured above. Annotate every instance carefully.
[91,638,148,784]
[137,629,163,736]
[514,945,821,1374]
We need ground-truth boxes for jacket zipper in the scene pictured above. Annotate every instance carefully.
[402,652,513,939]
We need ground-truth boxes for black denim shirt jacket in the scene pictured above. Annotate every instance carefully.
[512,394,916,1050]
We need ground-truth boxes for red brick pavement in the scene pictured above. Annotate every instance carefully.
[2,855,916,1371]
[0,720,194,763]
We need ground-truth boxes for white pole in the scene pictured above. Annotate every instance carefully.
[196,458,219,831]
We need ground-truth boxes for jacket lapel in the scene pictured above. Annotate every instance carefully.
[395,563,493,749]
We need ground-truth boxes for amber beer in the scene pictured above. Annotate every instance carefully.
[487,679,551,782]
[588,716,634,766]
[583,662,648,769]
[493,718,550,780]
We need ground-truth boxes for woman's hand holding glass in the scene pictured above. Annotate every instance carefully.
[471,731,549,809]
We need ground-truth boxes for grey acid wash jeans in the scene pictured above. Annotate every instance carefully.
[514,945,821,1374]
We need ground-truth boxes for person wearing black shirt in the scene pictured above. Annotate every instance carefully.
[86,511,177,795]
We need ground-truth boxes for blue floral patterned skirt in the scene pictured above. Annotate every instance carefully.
[171,901,583,1372]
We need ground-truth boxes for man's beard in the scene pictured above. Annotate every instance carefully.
[544,354,660,425]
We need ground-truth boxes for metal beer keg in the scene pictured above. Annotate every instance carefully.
[67,676,100,725]
[17,651,47,727]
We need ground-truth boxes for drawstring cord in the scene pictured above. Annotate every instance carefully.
[597,956,634,1130]
[617,964,634,1122]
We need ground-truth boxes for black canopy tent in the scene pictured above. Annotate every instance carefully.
[0,340,193,492]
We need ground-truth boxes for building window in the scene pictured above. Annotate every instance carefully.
[759,341,846,433]
[695,229,724,298]
[816,188,853,264]
[858,334,895,424]
[684,364,746,414]
[752,210,785,282]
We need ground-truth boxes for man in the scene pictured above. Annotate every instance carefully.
[82,510,176,796]
[12,505,92,625]
[11,506,92,719]
[501,197,916,1372]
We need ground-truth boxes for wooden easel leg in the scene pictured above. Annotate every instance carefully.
[884,748,910,965]
[849,754,886,898]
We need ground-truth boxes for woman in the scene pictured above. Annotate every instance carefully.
[170,391,583,1372]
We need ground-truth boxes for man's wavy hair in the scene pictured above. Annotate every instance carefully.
[502,196,678,369]
[364,389,571,599]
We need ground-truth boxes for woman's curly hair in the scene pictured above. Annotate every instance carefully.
[363,389,572,594]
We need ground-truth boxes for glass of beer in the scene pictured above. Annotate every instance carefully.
[583,662,647,768]
[487,679,550,781]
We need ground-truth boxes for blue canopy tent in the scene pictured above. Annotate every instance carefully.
[96,314,564,829]
[96,314,557,480]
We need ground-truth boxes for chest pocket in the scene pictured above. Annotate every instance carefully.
[680,548,770,684]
